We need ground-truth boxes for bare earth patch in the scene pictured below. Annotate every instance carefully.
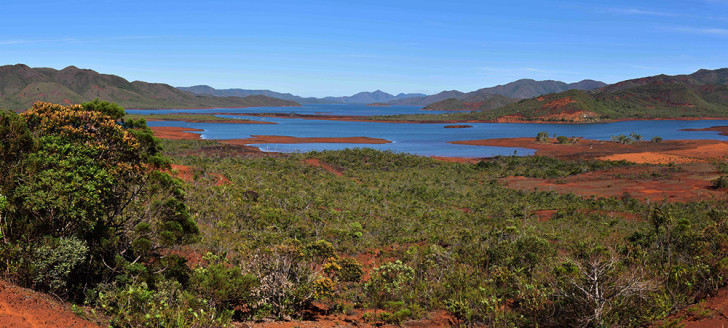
[0,280,101,328]
[150,126,204,140]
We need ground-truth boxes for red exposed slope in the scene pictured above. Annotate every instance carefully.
[0,280,101,328]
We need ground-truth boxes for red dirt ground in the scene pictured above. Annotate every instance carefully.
[150,126,204,140]
[169,164,230,186]
[0,280,101,328]
[654,287,728,328]
[681,125,728,136]
[238,309,456,328]
[302,159,344,177]
[223,135,392,145]
[451,137,728,164]
[503,162,726,203]
[450,138,728,203]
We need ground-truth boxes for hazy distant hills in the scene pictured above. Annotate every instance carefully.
[0,64,300,111]
[179,79,606,109]
[421,79,607,111]
[470,68,728,122]
[179,86,426,105]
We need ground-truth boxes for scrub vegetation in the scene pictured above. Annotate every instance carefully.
[2,102,728,327]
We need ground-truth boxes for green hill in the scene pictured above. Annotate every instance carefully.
[0,64,300,111]
[383,68,728,122]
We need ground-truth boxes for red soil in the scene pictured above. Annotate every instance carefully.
[533,209,557,222]
[0,280,101,328]
[450,137,728,164]
[169,164,230,186]
[681,125,728,136]
[542,96,577,110]
[150,126,204,140]
[240,309,456,328]
[302,159,344,177]
[222,135,392,145]
[451,137,728,203]
[502,163,726,203]
[655,287,728,328]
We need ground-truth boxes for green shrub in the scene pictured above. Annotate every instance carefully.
[535,131,549,142]
[555,135,569,144]
[97,281,231,328]
[31,237,88,294]
[712,175,728,189]
[337,257,364,283]
[365,260,415,308]
[651,136,663,143]
[190,253,259,319]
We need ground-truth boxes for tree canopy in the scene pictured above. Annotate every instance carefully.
[0,101,198,296]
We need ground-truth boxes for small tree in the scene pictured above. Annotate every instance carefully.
[0,101,198,295]
[556,135,571,144]
[536,131,550,142]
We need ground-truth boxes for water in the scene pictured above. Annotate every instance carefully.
[127,104,447,116]
[128,105,728,158]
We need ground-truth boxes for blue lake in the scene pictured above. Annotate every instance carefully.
[128,105,728,158]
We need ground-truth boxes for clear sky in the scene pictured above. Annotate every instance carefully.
[1,0,726,97]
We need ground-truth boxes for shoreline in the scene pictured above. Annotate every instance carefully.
[144,118,276,124]
[223,135,392,145]
[203,112,728,124]
[125,104,301,110]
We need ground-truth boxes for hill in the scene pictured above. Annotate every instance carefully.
[381,69,728,122]
[478,69,728,122]
[178,86,427,104]
[178,85,326,104]
[0,64,300,110]
[421,79,606,111]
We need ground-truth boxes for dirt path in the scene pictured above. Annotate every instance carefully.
[0,280,100,328]
[302,158,344,177]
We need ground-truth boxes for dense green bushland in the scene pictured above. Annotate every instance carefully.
[163,141,728,327]
[3,103,728,326]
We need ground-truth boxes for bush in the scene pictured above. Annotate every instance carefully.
[250,250,318,320]
[712,175,728,189]
[190,253,259,319]
[651,136,663,143]
[337,257,364,283]
[365,260,415,308]
[97,281,231,328]
[31,237,88,295]
[556,135,571,144]
[536,131,549,142]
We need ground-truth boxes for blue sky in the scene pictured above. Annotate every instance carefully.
[1,0,726,97]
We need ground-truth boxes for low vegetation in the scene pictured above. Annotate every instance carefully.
[2,101,728,327]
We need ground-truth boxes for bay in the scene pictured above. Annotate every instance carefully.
[128,105,728,158]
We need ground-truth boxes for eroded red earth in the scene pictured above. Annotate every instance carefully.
[0,280,100,328]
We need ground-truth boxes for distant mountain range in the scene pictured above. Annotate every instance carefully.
[178,86,426,105]
[180,79,606,108]
[0,64,299,111]
[449,68,728,122]
[421,79,607,110]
